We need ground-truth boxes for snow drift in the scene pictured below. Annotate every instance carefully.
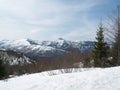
[0,66,120,90]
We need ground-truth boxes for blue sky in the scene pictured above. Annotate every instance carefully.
[0,0,119,41]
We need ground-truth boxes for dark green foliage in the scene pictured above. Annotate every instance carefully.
[93,24,109,67]
[0,55,6,79]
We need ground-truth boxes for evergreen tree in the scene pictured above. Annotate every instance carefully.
[93,23,109,67]
[0,55,6,79]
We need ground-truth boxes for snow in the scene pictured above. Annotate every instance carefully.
[0,39,94,59]
[0,51,32,65]
[0,39,54,51]
[31,45,54,51]
[11,39,31,46]
[0,66,120,90]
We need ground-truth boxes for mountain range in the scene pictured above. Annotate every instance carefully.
[0,38,95,60]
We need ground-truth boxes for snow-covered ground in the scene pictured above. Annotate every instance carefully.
[0,67,120,90]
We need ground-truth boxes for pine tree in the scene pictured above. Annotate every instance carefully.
[0,55,6,79]
[93,23,109,67]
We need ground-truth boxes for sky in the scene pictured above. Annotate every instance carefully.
[0,0,119,41]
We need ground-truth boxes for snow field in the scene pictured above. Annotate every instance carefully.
[0,67,120,90]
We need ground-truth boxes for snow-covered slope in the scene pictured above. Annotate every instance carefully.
[0,50,33,65]
[0,38,94,59]
[0,66,120,90]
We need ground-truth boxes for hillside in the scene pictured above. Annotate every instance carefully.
[0,66,120,90]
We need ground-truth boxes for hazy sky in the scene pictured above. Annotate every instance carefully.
[0,0,119,41]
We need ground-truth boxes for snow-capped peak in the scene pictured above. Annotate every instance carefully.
[11,39,30,46]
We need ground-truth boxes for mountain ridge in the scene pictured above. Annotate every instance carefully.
[0,38,95,60]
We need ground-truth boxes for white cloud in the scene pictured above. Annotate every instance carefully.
[0,0,105,40]
[61,17,98,41]
[0,0,100,21]
[30,29,41,34]
[0,16,16,25]
[26,18,63,27]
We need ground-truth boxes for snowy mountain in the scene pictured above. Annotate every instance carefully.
[0,38,94,60]
[0,66,120,90]
[27,38,94,51]
[0,50,33,66]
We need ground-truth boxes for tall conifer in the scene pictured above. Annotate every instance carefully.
[93,23,109,67]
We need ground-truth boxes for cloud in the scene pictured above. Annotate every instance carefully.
[25,18,63,27]
[30,29,41,34]
[0,0,108,40]
[62,17,97,41]
[0,0,100,22]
